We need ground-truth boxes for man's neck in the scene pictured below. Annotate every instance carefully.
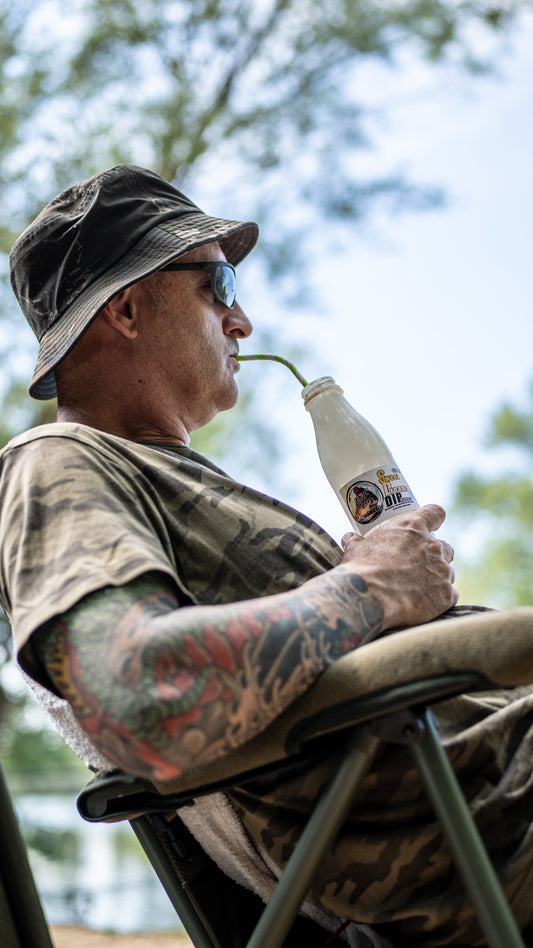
[56,404,189,445]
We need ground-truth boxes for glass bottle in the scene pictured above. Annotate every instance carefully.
[302,376,419,535]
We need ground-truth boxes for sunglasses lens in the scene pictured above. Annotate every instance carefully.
[214,264,236,308]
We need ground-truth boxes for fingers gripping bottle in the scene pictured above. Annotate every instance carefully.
[302,377,419,535]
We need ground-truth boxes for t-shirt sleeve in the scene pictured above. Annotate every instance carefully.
[0,432,183,689]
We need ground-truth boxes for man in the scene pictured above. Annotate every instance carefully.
[0,165,531,945]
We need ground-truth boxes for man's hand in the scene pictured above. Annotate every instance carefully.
[338,504,457,630]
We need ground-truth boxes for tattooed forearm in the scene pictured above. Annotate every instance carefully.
[33,568,383,781]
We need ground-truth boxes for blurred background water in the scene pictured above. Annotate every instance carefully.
[11,785,182,934]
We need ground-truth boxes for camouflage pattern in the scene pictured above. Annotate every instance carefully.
[229,677,533,945]
[0,422,340,688]
[1,422,533,944]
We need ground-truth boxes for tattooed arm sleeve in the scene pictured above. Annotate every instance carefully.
[32,568,383,782]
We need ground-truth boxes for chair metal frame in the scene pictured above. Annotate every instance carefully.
[78,660,529,948]
[0,760,54,948]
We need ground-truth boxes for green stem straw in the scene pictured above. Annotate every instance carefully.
[236,354,308,387]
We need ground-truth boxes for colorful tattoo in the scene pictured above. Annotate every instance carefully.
[33,570,383,781]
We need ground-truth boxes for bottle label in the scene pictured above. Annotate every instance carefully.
[340,465,418,535]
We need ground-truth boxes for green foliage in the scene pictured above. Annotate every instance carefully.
[24,825,80,863]
[485,383,533,450]
[0,0,521,453]
[0,683,87,787]
[455,472,533,525]
[0,587,83,786]
[0,382,56,447]
[452,378,533,608]
[0,0,521,253]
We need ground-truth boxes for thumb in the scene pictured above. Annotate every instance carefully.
[341,531,364,549]
[418,504,447,532]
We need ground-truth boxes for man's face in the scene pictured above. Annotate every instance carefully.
[134,241,253,433]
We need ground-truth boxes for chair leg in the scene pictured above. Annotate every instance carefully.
[410,709,525,948]
[0,762,54,948]
[131,814,221,948]
[246,725,382,948]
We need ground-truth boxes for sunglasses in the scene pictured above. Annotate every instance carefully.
[158,261,237,309]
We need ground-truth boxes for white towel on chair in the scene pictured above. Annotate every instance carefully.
[180,790,391,947]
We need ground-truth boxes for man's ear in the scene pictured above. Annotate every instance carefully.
[100,287,139,339]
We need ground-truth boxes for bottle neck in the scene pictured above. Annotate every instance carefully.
[302,377,343,410]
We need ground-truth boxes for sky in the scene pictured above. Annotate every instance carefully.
[235,11,533,551]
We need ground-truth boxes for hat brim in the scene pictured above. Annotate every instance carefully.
[30,213,258,400]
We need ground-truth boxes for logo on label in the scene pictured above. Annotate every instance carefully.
[345,480,384,525]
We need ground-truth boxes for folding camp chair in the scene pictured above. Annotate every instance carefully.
[0,759,54,948]
[78,608,533,948]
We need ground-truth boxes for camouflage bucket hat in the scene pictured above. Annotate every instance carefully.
[9,164,259,400]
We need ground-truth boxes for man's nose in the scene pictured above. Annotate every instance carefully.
[223,300,253,338]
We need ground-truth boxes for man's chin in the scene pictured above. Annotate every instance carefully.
[207,380,239,420]
[220,382,240,412]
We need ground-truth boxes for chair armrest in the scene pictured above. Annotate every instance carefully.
[78,608,533,817]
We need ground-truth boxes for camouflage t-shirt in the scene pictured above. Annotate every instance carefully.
[1,422,533,945]
[0,422,341,690]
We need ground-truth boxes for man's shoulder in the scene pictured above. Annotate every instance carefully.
[0,423,211,489]
[1,421,107,454]
[0,424,164,490]
[0,422,151,462]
